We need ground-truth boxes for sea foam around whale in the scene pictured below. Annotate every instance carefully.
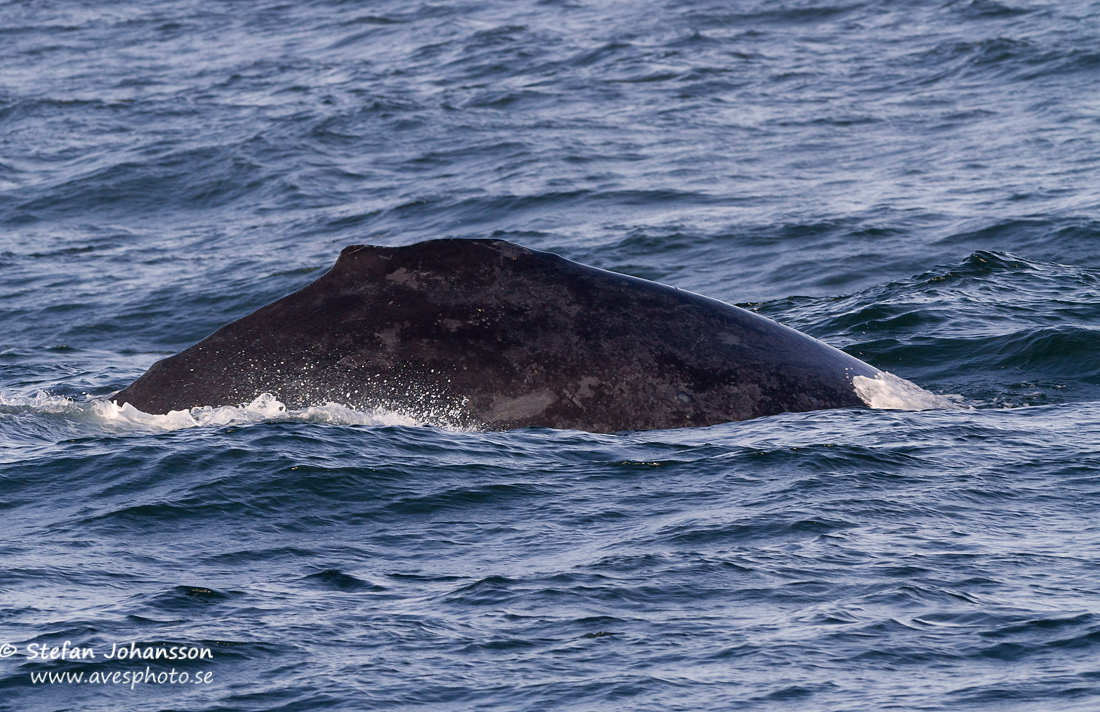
[2,371,954,436]
[0,391,419,432]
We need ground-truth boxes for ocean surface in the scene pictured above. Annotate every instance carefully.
[2,0,1100,709]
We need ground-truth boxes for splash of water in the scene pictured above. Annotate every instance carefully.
[852,372,958,411]
[1,391,422,432]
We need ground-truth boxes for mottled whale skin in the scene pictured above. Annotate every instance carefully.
[114,239,880,432]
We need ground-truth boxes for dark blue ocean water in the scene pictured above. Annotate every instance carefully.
[3,0,1100,709]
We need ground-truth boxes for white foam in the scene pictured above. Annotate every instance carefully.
[6,377,957,432]
[295,401,421,427]
[852,372,957,411]
[2,391,424,432]
[0,389,77,413]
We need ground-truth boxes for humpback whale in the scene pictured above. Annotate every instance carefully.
[114,239,883,432]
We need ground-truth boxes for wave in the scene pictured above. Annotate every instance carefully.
[766,250,1100,407]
